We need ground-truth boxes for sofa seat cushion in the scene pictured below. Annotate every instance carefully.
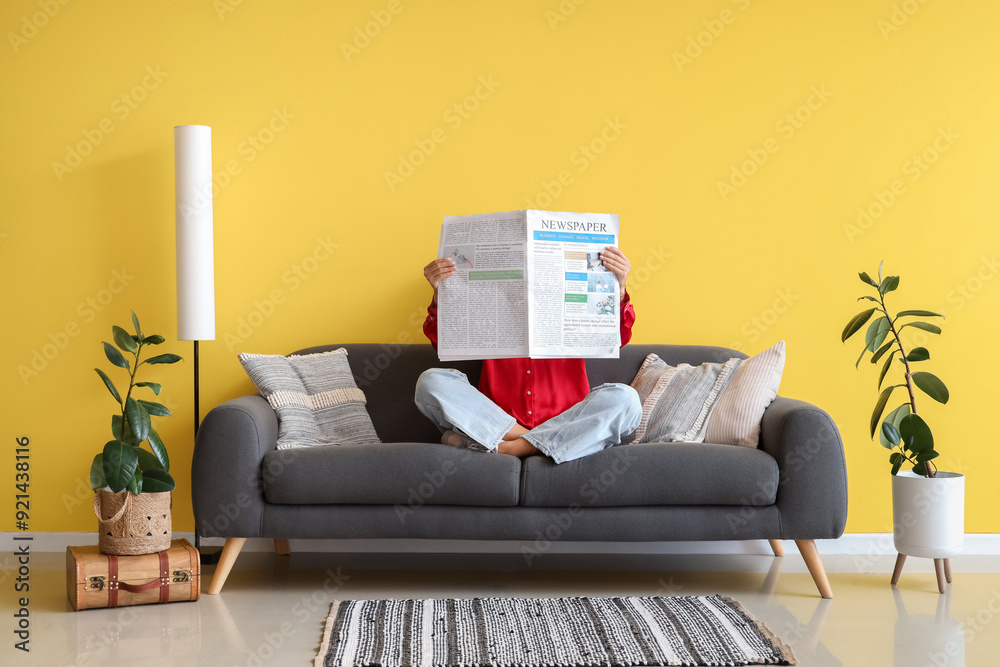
[263,442,521,506]
[520,442,779,507]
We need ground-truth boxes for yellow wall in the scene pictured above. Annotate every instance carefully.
[2,0,997,534]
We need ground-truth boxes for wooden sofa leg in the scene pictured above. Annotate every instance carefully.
[795,539,833,599]
[768,539,784,557]
[208,538,246,595]
[274,539,291,555]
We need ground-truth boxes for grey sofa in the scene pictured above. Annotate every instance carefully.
[193,343,847,597]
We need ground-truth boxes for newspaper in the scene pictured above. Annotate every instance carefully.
[436,209,620,361]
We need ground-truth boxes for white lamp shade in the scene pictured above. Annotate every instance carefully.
[174,125,216,341]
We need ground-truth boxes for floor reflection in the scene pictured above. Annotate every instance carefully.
[755,556,840,666]
[64,598,203,666]
[893,585,965,666]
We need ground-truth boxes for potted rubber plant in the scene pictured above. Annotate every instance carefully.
[91,311,182,555]
[842,264,963,587]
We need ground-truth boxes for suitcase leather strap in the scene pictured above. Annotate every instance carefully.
[107,551,171,607]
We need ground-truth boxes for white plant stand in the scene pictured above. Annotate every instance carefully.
[889,471,964,593]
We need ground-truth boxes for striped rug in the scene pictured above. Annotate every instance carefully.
[315,596,796,667]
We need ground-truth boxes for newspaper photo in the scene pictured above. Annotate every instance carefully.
[436,209,620,361]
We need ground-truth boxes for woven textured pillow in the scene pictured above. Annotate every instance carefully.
[238,348,381,450]
[629,354,743,444]
[704,340,786,448]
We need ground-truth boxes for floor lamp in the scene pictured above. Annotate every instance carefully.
[174,124,220,565]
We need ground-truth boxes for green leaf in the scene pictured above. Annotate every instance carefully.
[131,311,143,338]
[136,447,163,472]
[856,343,869,369]
[871,385,900,438]
[138,399,170,417]
[111,415,139,446]
[899,413,933,453]
[896,310,944,319]
[889,452,902,464]
[112,325,138,354]
[842,308,876,342]
[891,457,903,475]
[143,353,182,365]
[125,398,151,442]
[871,329,890,353]
[147,429,169,472]
[882,422,901,447]
[915,450,939,463]
[901,321,942,335]
[90,454,106,490]
[912,462,929,477]
[878,275,900,295]
[871,340,895,364]
[859,272,879,287]
[141,335,165,345]
[864,317,890,352]
[912,372,949,404]
[858,296,880,303]
[880,403,911,448]
[878,260,884,279]
[906,347,930,362]
[103,342,130,370]
[111,415,124,440]
[879,351,898,389]
[141,468,176,492]
[102,440,139,493]
[95,368,122,404]
[135,381,161,395]
[126,467,142,495]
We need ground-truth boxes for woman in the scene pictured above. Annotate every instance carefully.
[414,246,640,464]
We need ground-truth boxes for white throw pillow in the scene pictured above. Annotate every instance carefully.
[703,341,786,447]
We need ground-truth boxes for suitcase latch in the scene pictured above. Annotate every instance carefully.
[88,576,106,591]
[172,569,191,583]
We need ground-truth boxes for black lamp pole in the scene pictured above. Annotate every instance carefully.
[193,340,221,564]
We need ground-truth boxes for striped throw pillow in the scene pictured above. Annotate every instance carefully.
[238,348,381,450]
[629,354,743,444]
[704,341,785,447]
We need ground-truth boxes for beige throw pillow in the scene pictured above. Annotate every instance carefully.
[629,354,743,444]
[703,340,786,448]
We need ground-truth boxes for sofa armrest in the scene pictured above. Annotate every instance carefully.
[191,395,277,538]
[759,396,848,540]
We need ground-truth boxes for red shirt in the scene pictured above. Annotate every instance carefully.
[423,292,635,429]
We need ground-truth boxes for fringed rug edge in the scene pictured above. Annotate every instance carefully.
[313,599,342,667]
[720,595,798,666]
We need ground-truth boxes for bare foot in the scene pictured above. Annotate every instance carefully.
[497,437,539,457]
[502,423,529,441]
[441,430,473,448]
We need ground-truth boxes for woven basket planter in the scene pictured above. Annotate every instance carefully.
[94,489,172,555]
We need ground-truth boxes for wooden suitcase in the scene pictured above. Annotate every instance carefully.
[67,539,200,611]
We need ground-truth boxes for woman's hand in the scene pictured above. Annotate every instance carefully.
[424,258,456,305]
[600,246,631,301]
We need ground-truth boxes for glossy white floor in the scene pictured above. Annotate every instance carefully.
[6,546,1000,666]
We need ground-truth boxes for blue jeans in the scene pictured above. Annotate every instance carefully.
[414,368,642,464]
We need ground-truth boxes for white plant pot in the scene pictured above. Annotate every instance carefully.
[892,471,965,559]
